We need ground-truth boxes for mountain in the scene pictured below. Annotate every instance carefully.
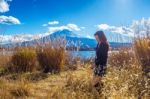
[2,29,132,50]
[50,29,78,37]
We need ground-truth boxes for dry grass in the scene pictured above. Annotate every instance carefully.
[102,65,149,98]
[10,79,32,97]
[8,48,37,73]
[0,64,149,99]
[0,78,32,98]
[134,37,150,75]
[0,55,11,68]
[64,52,78,70]
[37,45,65,73]
[108,48,136,68]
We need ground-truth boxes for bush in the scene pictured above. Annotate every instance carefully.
[108,49,136,68]
[8,48,37,73]
[0,55,11,68]
[134,38,150,74]
[37,45,65,73]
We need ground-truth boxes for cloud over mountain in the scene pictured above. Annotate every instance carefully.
[48,24,81,33]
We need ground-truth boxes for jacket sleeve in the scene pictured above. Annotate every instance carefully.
[95,44,108,66]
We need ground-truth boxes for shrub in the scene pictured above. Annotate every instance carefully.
[108,49,136,68]
[132,18,150,76]
[134,38,150,74]
[9,48,37,73]
[0,55,11,68]
[37,45,65,73]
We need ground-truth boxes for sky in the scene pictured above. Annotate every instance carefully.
[0,0,150,42]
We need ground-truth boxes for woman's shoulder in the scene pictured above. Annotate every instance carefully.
[100,42,109,50]
[100,42,109,46]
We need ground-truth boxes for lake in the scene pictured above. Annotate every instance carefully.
[0,50,96,59]
[70,50,118,59]
[70,51,95,59]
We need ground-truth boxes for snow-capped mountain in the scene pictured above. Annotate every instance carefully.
[1,29,132,50]
[50,29,78,37]
[20,30,97,50]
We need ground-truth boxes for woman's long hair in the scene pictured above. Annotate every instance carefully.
[94,31,108,44]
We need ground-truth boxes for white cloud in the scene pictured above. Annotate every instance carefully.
[0,0,11,13]
[43,20,59,26]
[67,24,81,31]
[0,34,32,44]
[97,24,134,36]
[0,33,49,44]
[48,21,59,25]
[0,0,21,25]
[97,24,110,30]
[48,26,65,33]
[48,23,81,33]
[0,15,21,25]
[97,18,150,37]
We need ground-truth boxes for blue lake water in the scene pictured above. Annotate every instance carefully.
[71,51,95,59]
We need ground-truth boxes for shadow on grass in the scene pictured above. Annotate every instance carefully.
[0,69,48,82]
[25,72,48,82]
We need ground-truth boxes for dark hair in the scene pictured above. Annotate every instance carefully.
[94,31,107,43]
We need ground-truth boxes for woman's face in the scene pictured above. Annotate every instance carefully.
[95,35,100,43]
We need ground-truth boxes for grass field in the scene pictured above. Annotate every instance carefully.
[0,55,149,99]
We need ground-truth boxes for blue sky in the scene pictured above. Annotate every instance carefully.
[0,0,150,41]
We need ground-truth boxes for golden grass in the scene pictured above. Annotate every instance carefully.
[102,65,149,98]
[0,78,32,98]
[108,49,136,68]
[0,65,149,99]
[8,48,37,73]
[0,55,11,68]
[10,79,32,97]
[134,38,150,75]
[37,45,65,73]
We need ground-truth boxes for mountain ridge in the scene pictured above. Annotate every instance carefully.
[1,30,132,50]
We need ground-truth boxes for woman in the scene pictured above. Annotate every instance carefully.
[92,31,109,89]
